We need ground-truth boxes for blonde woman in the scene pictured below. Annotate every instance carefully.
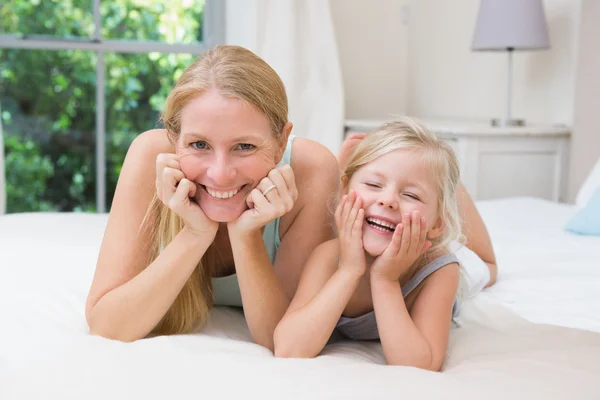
[85,45,339,349]
[274,119,496,370]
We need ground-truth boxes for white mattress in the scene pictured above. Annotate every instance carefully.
[1,197,599,399]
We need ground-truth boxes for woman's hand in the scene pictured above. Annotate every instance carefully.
[370,211,432,282]
[335,191,366,278]
[155,153,218,239]
[228,164,298,237]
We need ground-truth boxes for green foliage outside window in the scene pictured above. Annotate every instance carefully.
[0,0,205,213]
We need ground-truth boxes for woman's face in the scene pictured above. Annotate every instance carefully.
[177,88,284,222]
[347,149,443,257]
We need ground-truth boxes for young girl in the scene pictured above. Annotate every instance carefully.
[273,118,464,371]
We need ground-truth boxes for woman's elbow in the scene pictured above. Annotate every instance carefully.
[86,307,141,343]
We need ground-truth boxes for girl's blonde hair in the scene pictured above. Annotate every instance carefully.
[144,45,289,335]
[341,118,464,260]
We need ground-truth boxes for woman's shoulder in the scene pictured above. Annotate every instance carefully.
[129,129,174,159]
[290,137,339,190]
[291,138,338,176]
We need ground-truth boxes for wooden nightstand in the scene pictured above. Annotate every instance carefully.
[345,118,571,202]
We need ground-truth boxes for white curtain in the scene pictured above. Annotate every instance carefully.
[252,0,344,155]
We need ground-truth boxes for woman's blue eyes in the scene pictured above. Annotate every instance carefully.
[190,142,255,151]
[191,141,207,150]
[237,143,255,151]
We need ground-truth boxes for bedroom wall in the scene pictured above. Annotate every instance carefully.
[406,0,580,125]
[568,0,600,202]
[331,0,580,125]
[329,0,409,119]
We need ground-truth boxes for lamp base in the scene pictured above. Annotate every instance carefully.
[491,118,525,127]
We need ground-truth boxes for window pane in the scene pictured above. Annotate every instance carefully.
[105,52,195,208]
[0,49,97,213]
[101,0,205,44]
[0,0,94,37]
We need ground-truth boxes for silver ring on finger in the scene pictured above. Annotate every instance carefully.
[261,185,277,197]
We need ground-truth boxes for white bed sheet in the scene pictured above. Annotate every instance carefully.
[1,197,599,399]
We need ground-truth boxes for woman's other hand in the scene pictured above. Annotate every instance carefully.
[228,164,298,237]
[155,153,218,239]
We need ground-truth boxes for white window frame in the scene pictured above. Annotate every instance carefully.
[0,0,225,213]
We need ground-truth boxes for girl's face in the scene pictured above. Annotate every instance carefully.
[347,148,444,257]
[176,88,289,223]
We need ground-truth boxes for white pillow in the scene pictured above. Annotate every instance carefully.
[576,158,600,208]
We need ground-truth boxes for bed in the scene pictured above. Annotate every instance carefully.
[1,196,599,399]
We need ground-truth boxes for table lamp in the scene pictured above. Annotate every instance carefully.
[472,0,550,127]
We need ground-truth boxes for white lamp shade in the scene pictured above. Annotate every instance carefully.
[472,0,550,51]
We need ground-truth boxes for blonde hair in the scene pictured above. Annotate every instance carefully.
[341,118,463,261]
[144,45,289,335]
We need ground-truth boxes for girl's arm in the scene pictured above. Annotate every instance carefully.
[371,263,459,370]
[457,184,497,286]
[273,240,362,358]
[275,191,367,358]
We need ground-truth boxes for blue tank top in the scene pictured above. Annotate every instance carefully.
[211,134,296,307]
[335,253,460,341]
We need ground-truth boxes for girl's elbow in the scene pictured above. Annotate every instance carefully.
[273,326,294,358]
[386,352,442,371]
[273,327,316,359]
[273,345,315,359]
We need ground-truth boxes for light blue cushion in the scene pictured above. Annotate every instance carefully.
[565,186,600,236]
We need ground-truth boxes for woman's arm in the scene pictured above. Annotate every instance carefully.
[230,139,340,351]
[274,241,360,358]
[85,130,213,342]
[457,184,497,286]
[371,264,459,370]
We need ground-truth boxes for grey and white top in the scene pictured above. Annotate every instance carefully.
[335,253,459,341]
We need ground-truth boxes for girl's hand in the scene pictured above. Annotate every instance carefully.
[335,191,366,278]
[155,153,218,239]
[370,211,432,282]
[228,165,298,237]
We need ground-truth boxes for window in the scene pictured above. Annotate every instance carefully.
[0,0,224,213]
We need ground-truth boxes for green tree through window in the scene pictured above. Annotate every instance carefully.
[0,0,206,213]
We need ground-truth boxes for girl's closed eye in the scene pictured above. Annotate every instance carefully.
[365,182,382,189]
[403,192,420,201]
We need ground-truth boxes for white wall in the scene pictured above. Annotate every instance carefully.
[330,0,409,119]
[568,0,600,201]
[331,0,580,125]
[406,0,579,125]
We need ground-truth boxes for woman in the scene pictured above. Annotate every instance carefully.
[85,45,340,350]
